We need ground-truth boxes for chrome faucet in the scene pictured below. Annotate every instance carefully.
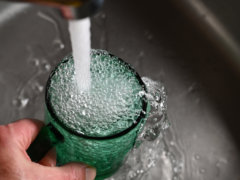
[1,0,104,19]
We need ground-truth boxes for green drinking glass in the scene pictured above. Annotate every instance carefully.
[27,49,149,180]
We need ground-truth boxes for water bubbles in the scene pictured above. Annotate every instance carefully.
[12,97,29,109]
[29,54,51,72]
[137,169,144,174]
[32,81,44,93]
[128,170,137,179]
[138,77,168,142]
[52,39,65,51]
[12,45,49,117]
[82,110,86,116]
[109,127,183,180]
[49,50,144,137]
[142,77,167,113]
[29,58,40,67]
[40,59,51,72]
[155,95,161,102]
[170,141,175,146]
[173,164,183,174]
[21,98,29,107]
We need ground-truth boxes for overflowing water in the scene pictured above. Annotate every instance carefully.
[106,77,175,180]
[69,18,91,91]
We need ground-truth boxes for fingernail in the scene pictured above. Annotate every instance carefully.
[85,166,96,180]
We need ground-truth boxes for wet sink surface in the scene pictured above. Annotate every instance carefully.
[0,0,240,179]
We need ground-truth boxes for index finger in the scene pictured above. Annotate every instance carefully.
[6,119,44,150]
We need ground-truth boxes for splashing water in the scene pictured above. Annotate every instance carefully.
[107,77,172,180]
[68,18,91,91]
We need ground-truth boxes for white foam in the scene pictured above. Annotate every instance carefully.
[49,51,145,137]
[68,18,91,91]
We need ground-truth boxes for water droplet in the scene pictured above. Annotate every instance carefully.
[170,141,175,146]
[138,91,145,97]
[12,97,29,109]
[52,40,65,51]
[155,95,161,102]
[82,110,86,116]
[45,64,51,71]
[32,82,44,93]
[29,58,40,67]
[40,59,51,72]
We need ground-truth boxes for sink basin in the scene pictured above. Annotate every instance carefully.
[0,0,240,179]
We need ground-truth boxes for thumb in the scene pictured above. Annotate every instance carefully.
[35,162,96,180]
[58,163,96,180]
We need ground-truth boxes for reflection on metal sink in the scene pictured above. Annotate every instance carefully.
[0,0,240,179]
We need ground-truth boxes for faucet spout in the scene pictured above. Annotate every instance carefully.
[2,0,104,19]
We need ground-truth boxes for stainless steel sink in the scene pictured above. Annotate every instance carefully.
[0,0,240,179]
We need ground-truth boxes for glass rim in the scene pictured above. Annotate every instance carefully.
[45,50,148,140]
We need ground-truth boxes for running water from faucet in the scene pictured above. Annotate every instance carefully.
[68,18,91,91]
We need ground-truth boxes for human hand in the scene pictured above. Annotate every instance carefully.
[0,119,96,180]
